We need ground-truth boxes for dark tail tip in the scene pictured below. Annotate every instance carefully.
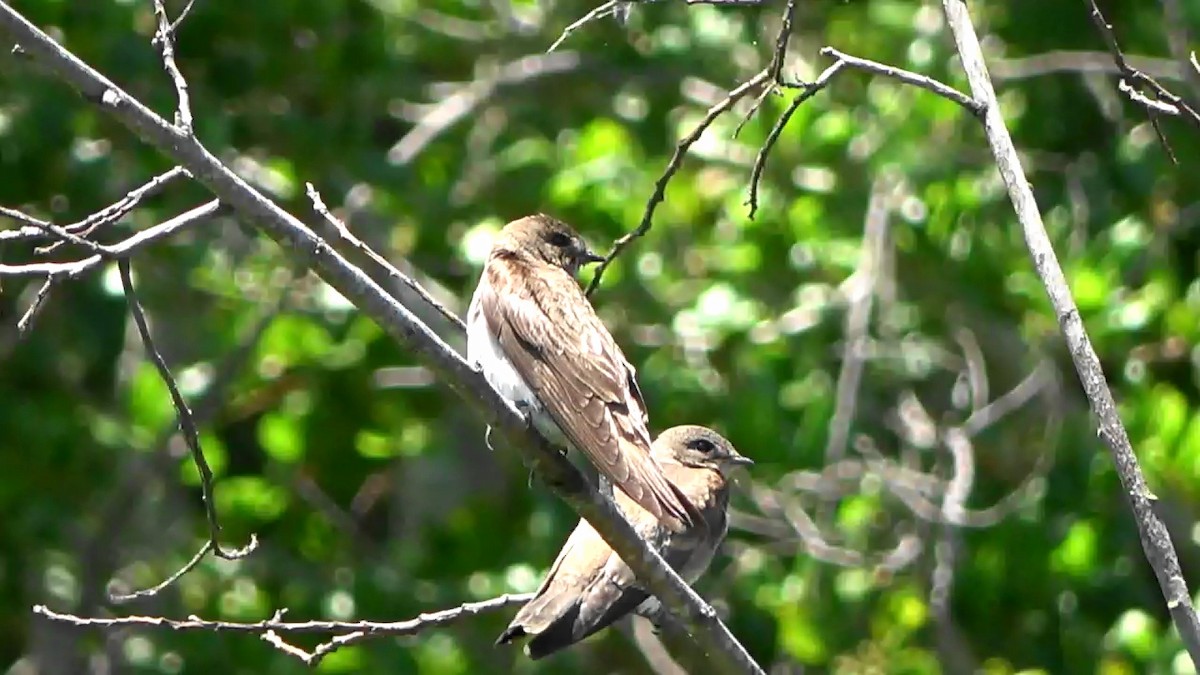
[501,627,561,660]
[524,634,562,660]
[496,625,526,646]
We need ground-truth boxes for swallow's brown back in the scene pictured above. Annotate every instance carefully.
[475,215,701,531]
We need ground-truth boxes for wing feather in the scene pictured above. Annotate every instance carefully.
[480,261,701,529]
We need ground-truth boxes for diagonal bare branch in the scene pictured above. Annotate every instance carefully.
[117,257,258,561]
[942,0,1200,665]
[587,69,772,295]
[547,1,622,53]
[746,59,845,219]
[306,183,465,332]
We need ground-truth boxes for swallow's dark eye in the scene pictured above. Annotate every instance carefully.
[688,439,716,454]
[547,232,572,247]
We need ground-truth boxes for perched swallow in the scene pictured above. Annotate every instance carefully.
[496,425,752,660]
[467,214,702,531]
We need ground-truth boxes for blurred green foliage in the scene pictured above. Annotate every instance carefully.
[2,0,1200,673]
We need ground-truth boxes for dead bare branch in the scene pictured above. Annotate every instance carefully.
[820,46,983,114]
[1083,0,1200,163]
[943,0,1200,663]
[0,200,221,278]
[306,183,465,332]
[586,68,772,295]
[547,1,623,53]
[109,541,212,604]
[149,0,193,131]
[117,257,257,561]
[34,594,533,667]
[746,60,845,219]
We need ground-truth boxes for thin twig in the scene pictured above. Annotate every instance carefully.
[1084,0,1190,160]
[746,60,846,219]
[0,200,221,278]
[547,1,620,53]
[99,289,286,603]
[1157,0,1200,102]
[820,47,983,115]
[767,0,798,83]
[732,0,799,138]
[150,0,193,131]
[733,84,777,139]
[744,44,982,220]
[40,166,189,253]
[1118,79,1180,115]
[117,258,257,561]
[14,277,54,338]
[586,69,772,295]
[108,541,213,604]
[35,593,533,667]
[3,168,187,248]
[168,0,199,34]
[306,183,465,332]
[0,206,114,254]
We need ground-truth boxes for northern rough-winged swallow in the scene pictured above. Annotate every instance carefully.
[496,425,752,660]
[467,214,702,531]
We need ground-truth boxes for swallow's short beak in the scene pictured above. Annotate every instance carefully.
[728,455,755,467]
[582,248,605,265]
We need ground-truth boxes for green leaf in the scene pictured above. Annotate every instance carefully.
[1070,266,1110,313]
[1052,520,1098,578]
[1177,413,1200,482]
[776,601,827,663]
[415,634,468,675]
[574,118,634,164]
[128,362,175,431]
[317,646,366,673]
[258,314,334,368]
[1105,609,1159,661]
[215,476,289,523]
[258,412,305,463]
[1151,385,1188,450]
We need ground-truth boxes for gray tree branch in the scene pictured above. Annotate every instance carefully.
[34,594,534,668]
[940,0,1200,667]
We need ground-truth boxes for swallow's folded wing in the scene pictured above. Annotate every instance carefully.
[479,262,701,530]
